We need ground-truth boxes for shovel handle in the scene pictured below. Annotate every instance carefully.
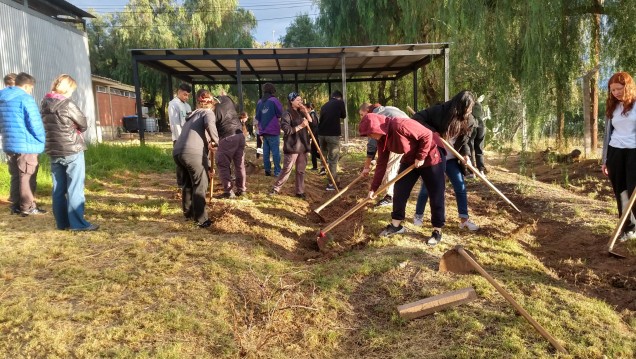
[306,124,339,192]
[314,172,367,213]
[406,106,520,213]
[607,188,636,251]
[319,164,416,236]
[455,246,567,353]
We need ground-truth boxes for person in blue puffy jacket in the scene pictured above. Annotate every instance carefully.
[0,72,46,216]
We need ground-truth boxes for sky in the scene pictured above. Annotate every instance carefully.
[67,0,317,44]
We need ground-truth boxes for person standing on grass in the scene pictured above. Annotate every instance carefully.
[305,102,320,171]
[41,74,98,231]
[256,82,283,177]
[169,83,192,144]
[214,93,246,198]
[0,72,46,216]
[360,103,407,208]
[318,90,346,191]
[359,113,447,245]
[602,71,636,243]
[269,93,313,199]
[173,89,219,228]
[411,90,480,232]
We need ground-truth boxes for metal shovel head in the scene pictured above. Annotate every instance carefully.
[439,247,477,274]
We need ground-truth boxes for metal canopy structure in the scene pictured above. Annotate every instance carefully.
[130,43,451,144]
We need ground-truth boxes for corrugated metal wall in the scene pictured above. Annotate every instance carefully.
[0,1,97,144]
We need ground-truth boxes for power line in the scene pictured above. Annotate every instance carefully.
[98,13,319,28]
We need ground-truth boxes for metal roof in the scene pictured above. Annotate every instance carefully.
[131,43,450,85]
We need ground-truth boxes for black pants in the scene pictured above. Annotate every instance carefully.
[392,161,446,228]
[256,135,263,159]
[469,125,486,170]
[606,146,636,232]
[174,153,209,224]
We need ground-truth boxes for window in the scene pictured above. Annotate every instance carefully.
[96,86,107,93]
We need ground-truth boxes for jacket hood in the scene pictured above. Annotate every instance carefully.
[0,86,27,102]
[359,113,389,137]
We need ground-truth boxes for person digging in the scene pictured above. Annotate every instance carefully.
[359,113,447,245]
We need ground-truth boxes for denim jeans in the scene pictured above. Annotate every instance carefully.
[415,158,469,219]
[262,135,281,176]
[50,151,92,230]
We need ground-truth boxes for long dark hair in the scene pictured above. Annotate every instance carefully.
[445,90,475,140]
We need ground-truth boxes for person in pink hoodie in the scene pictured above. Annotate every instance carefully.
[359,113,447,245]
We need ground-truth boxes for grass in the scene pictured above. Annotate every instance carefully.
[0,139,635,358]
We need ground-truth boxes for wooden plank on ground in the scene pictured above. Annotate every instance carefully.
[397,287,478,320]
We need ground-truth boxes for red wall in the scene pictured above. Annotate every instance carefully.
[96,92,136,127]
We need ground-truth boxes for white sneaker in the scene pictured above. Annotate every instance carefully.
[413,214,424,226]
[618,230,636,243]
[459,219,479,231]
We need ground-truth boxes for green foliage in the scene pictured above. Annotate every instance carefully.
[280,14,325,47]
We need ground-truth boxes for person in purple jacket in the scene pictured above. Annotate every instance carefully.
[256,83,283,177]
[0,72,46,216]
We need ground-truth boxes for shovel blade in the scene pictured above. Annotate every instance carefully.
[439,248,477,274]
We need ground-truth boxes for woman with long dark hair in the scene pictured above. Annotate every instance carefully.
[412,90,479,234]
[602,72,636,242]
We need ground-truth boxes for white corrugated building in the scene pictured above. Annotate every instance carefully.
[0,0,97,151]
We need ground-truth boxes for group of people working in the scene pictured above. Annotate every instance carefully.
[0,72,97,231]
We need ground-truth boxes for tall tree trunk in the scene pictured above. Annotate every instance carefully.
[556,90,565,149]
[378,81,387,105]
[591,0,602,151]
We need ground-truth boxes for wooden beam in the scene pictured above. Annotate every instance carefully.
[397,287,477,320]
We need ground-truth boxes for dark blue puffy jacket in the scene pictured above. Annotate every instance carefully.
[0,87,45,154]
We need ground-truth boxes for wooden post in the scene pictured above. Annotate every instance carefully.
[397,287,478,320]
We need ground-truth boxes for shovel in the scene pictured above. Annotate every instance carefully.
[313,171,369,222]
[607,189,636,258]
[440,246,567,354]
[316,164,416,251]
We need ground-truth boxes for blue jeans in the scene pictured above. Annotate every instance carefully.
[50,151,92,230]
[262,135,281,176]
[415,158,469,219]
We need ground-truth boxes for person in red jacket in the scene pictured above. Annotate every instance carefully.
[359,113,447,245]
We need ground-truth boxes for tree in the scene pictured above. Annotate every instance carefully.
[280,14,325,47]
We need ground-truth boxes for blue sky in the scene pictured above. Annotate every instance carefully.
[67,0,317,44]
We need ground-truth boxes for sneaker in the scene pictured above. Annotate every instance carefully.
[10,206,20,215]
[296,193,306,199]
[215,192,236,199]
[479,171,486,178]
[310,167,318,171]
[319,168,326,175]
[265,171,271,176]
[71,224,100,232]
[465,173,475,179]
[375,195,392,207]
[459,219,479,231]
[268,189,279,196]
[20,207,47,217]
[235,190,246,197]
[379,223,405,237]
[413,214,424,226]
[197,219,212,228]
[618,230,636,243]
[480,167,489,174]
[325,184,336,191]
[427,229,442,246]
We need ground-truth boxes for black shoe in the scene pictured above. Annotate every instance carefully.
[379,223,405,237]
[318,168,326,175]
[21,207,47,217]
[325,183,336,191]
[310,167,318,171]
[296,193,306,199]
[427,229,442,246]
[71,224,100,232]
[374,195,392,207]
[10,207,20,215]
[265,171,271,176]
[197,219,212,228]
[215,192,236,199]
[235,190,246,197]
